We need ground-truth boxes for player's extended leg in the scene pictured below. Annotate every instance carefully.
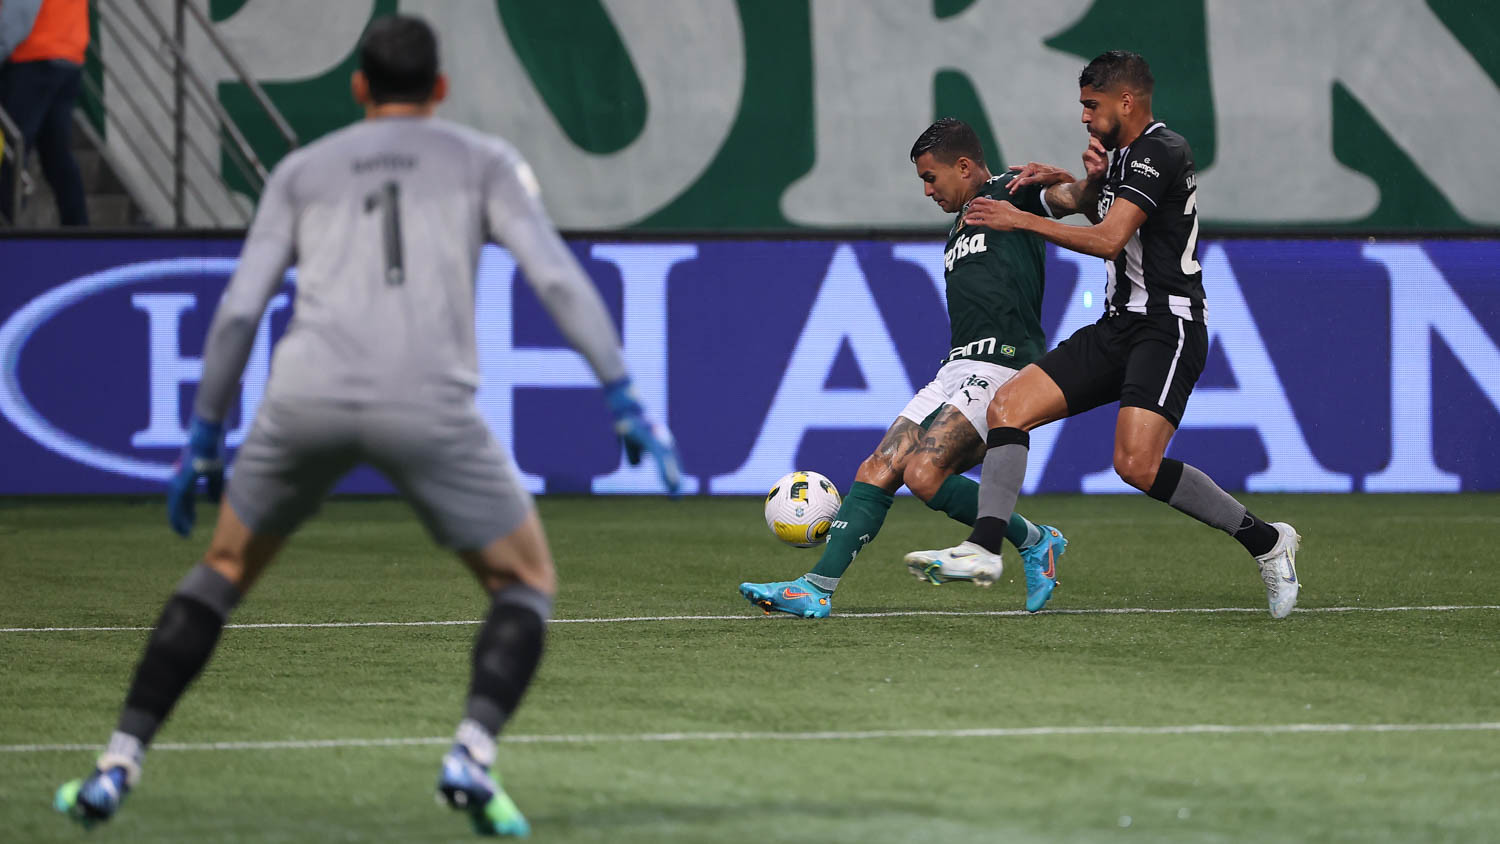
[1113,407,1300,617]
[966,364,1072,550]
[55,504,285,827]
[739,418,915,617]
[437,511,554,838]
[901,406,1025,538]
[360,397,542,835]
[899,406,1065,609]
[912,366,1073,593]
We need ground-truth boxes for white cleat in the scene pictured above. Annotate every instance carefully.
[904,541,1003,586]
[1255,522,1301,618]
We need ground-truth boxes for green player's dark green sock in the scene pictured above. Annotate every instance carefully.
[924,474,1041,549]
[805,482,894,593]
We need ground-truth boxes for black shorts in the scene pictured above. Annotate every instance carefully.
[1035,311,1208,428]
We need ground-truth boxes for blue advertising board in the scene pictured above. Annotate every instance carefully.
[1,237,1496,495]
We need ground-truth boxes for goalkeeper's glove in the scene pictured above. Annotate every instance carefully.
[167,416,225,536]
[604,377,682,498]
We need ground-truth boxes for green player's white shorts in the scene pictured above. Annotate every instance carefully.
[898,359,1021,436]
[226,395,534,550]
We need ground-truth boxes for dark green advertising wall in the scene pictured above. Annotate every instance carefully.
[143,1,1500,231]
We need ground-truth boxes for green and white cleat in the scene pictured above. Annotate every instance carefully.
[54,761,136,828]
[904,541,1003,586]
[438,745,530,837]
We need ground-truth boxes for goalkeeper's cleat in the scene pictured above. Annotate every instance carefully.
[1255,522,1301,619]
[738,577,832,619]
[904,542,1003,586]
[1019,525,1067,612]
[55,760,135,827]
[437,745,531,837]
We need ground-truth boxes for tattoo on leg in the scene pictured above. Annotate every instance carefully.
[877,419,924,466]
[913,407,985,473]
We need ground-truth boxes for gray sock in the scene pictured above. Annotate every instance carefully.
[1149,458,1246,532]
[1148,458,1281,556]
[968,428,1031,553]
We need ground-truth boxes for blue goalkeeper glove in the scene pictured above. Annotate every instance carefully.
[604,377,682,498]
[167,417,225,536]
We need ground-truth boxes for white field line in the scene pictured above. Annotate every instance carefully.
[3,604,1499,633]
[6,722,1500,754]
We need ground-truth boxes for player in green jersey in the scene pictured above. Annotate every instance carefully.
[739,118,1104,618]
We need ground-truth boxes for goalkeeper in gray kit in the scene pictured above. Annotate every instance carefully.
[54,14,680,838]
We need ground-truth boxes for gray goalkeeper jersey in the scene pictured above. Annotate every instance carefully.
[195,116,626,422]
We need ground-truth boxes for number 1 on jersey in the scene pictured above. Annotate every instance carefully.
[364,180,405,286]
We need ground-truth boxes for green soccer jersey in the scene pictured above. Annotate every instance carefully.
[940,172,1049,369]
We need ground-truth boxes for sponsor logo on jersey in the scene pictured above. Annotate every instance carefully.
[944,232,988,271]
[948,336,997,361]
[1130,158,1161,179]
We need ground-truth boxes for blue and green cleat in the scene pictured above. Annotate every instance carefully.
[738,576,832,618]
[1020,525,1067,612]
[437,745,531,837]
[55,765,131,828]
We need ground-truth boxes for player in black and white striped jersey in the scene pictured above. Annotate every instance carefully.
[913,51,1301,619]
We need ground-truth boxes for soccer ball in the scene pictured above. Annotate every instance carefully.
[764,470,842,548]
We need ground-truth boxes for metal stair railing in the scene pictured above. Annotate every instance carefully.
[82,0,299,227]
[0,104,25,224]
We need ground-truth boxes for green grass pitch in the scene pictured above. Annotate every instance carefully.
[2,493,1498,842]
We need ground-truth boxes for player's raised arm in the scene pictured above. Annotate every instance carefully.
[966,192,1147,261]
[196,163,298,425]
[167,158,299,536]
[1008,137,1108,221]
[1045,136,1109,220]
[481,145,624,385]
[969,131,1169,260]
[482,144,682,496]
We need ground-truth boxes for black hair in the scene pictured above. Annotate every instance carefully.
[359,14,439,104]
[909,117,986,168]
[1078,50,1154,95]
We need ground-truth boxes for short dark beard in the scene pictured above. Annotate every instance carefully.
[1096,124,1121,151]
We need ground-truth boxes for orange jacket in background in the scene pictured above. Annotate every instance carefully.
[9,0,89,65]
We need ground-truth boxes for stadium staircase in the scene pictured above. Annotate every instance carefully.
[0,0,296,229]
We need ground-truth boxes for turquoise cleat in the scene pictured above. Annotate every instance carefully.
[55,766,131,828]
[738,576,832,618]
[1020,525,1067,612]
[437,745,531,837]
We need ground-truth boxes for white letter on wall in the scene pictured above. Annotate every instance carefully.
[408,0,743,228]
[784,0,1093,227]
[1081,245,1351,492]
[713,246,914,493]
[1364,244,1500,492]
[1203,0,1500,224]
